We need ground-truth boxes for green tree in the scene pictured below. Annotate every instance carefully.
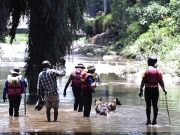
[0,0,10,42]
[0,0,86,95]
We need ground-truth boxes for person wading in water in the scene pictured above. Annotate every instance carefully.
[3,67,27,117]
[139,56,167,125]
[81,65,97,117]
[63,63,85,112]
[37,59,66,122]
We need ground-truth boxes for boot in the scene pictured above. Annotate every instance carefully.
[146,120,151,125]
[152,119,157,125]
[146,107,151,125]
[54,108,58,122]
[46,108,51,122]
[78,101,83,112]
[152,107,158,125]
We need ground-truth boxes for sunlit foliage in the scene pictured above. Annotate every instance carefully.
[0,0,86,95]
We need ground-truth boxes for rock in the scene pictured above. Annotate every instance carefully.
[88,30,117,46]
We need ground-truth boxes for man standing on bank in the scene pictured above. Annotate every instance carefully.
[81,65,97,117]
[63,63,85,112]
[3,67,27,117]
[37,59,66,122]
[139,56,167,125]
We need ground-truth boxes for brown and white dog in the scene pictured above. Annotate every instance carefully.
[95,98,109,116]
[104,98,122,111]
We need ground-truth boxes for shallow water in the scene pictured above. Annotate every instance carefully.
[0,63,180,135]
[0,44,180,134]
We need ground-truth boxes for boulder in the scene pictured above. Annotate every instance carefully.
[88,31,117,46]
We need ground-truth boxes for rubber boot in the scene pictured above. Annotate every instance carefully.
[46,108,51,122]
[78,100,83,112]
[9,107,13,116]
[74,101,78,111]
[146,120,151,125]
[152,119,157,125]
[152,107,158,125]
[54,108,58,122]
[146,107,151,125]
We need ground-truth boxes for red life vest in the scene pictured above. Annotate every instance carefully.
[71,68,83,86]
[7,75,22,96]
[81,72,94,90]
[145,66,159,87]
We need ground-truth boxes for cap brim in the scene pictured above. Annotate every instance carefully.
[87,68,95,70]
[10,70,21,74]
[75,66,85,69]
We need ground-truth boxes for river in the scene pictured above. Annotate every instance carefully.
[0,43,180,135]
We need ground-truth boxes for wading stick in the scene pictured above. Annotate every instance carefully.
[24,90,26,115]
[165,94,171,124]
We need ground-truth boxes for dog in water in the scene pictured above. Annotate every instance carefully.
[104,98,122,111]
[95,98,109,116]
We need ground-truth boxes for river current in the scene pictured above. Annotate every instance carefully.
[0,43,180,135]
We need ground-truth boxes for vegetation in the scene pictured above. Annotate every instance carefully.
[5,34,28,43]
[0,0,86,95]
[84,0,180,75]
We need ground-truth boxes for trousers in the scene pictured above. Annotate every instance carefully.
[8,95,21,117]
[145,87,159,121]
[72,86,83,112]
[82,90,92,117]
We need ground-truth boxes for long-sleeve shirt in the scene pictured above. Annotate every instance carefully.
[86,76,94,84]
[64,74,72,91]
[3,75,27,96]
[37,66,66,96]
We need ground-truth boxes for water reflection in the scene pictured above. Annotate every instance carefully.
[0,56,180,134]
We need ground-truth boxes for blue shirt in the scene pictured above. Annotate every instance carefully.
[86,76,94,84]
[3,75,27,96]
[37,67,66,96]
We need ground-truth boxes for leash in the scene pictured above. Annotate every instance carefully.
[165,94,171,124]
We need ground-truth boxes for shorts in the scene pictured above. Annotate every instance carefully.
[45,94,59,109]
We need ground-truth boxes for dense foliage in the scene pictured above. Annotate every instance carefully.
[0,0,86,95]
[25,0,86,95]
[85,0,180,74]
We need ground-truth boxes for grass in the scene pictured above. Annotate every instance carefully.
[5,34,86,44]
[76,36,86,42]
[5,33,28,44]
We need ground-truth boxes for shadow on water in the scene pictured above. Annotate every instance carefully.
[0,55,180,134]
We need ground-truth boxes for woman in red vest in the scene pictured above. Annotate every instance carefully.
[63,63,85,112]
[81,65,97,117]
[139,57,167,125]
[3,67,27,117]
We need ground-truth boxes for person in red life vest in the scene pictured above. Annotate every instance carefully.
[37,60,66,122]
[2,67,27,117]
[63,63,85,112]
[81,65,97,117]
[139,56,167,125]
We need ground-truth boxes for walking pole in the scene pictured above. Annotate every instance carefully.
[165,94,171,124]
[24,90,26,115]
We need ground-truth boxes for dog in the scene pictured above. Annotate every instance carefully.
[104,98,122,111]
[95,98,109,116]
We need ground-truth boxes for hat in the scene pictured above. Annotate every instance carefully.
[10,67,21,75]
[147,56,157,64]
[42,60,51,68]
[42,60,51,66]
[87,65,95,70]
[75,63,85,69]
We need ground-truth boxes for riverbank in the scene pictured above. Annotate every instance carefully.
[0,42,180,134]
[1,42,180,84]
[73,41,180,84]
